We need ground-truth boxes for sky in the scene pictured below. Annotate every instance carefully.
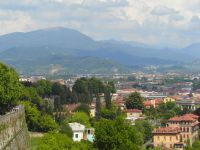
[0,0,200,48]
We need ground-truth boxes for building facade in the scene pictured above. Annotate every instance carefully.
[153,127,183,150]
[153,114,199,150]
[69,122,85,142]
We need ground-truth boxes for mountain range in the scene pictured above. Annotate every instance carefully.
[0,27,199,74]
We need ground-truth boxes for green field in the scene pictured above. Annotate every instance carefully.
[31,137,42,150]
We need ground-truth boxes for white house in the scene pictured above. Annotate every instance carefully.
[69,122,85,142]
[125,109,143,125]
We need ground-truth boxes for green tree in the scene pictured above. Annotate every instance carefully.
[96,95,101,120]
[135,120,153,142]
[37,132,74,150]
[39,114,58,132]
[73,77,88,94]
[100,108,116,120]
[23,101,40,131]
[193,140,200,150]
[23,101,57,132]
[95,117,143,150]
[69,112,90,127]
[60,120,73,138]
[104,87,112,110]
[75,103,90,115]
[107,81,116,94]
[88,77,104,95]
[35,80,52,97]
[52,82,64,95]
[185,140,192,150]
[37,132,95,150]
[125,92,144,110]
[0,63,22,114]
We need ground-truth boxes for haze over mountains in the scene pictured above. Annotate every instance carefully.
[0,27,199,74]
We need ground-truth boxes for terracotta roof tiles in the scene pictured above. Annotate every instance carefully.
[153,127,180,134]
[169,114,198,122]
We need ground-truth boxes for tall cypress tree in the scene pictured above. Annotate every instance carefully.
[105,88,112,110]
[96,95,101,120]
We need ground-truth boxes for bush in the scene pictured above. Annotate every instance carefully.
[39,114,58,132]
[0,63,22,114]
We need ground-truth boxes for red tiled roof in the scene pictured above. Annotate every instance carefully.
[114,98,124,104]
[184,113,199,119]
[169,114,198,122]
[65,103,80,112]
[125,109,142,113]
[153,127,180,134]
[155,99,163,104]
[144,101,152,106]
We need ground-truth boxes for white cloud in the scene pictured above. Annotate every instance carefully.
[0,0,200,47]
[151,6,177,16]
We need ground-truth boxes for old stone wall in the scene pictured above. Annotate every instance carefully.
[0,105,30,150]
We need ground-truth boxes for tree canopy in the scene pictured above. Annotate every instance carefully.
[125,92,144,110]
[68,112,91,127]
[0,63,22,114]
[95,117,143,150]
[37,132,95,150]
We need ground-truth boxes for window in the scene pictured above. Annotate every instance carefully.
[157,136,160,141]
[87,130,91,134]
[75,134,78,138]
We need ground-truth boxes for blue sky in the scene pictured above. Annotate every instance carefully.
[0,0,200,47]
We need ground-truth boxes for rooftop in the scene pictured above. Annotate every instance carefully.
[65,103,80,112]
[169,114,198,122]
[69,122,85,131]
[153,127,180,134]
[125,109,142,113]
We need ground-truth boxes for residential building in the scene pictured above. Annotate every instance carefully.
[90,103,96,118]
[153,127,183,150]
[144,99,163,109]
[65,103,80,114]
[163,97,176,103]
[69,122,85,142]
[152,114,199,150]
[176,99,200,111]
[126,109,143,118]
[85,128,95,142]
[167,114,199,144]
[125,109,143,125]
[113,97,125,110]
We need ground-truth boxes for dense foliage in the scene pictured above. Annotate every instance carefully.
[37,132,95,150]
[135,120,153,142]
[95,117,143,150]
[23,101,58,132]
[125,92,144,110]
[0,63,22,114]
[144,101,183,125]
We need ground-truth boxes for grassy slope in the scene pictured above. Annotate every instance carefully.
[31,137,42,150]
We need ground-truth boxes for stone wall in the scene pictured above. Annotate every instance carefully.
[0,105,30,150]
